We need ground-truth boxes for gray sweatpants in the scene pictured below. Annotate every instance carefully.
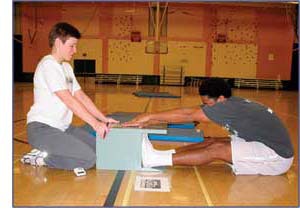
[27,122,96,170]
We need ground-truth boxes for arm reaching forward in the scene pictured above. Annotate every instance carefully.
[122,107,210,128]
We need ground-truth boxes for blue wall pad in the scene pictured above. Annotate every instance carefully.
[148,128,204,143]
[96,127,167,171]
[133,91,181,98]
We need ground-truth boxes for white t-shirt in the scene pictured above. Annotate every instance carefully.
[27,55,81,131]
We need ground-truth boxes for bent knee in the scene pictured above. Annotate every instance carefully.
[81,153,96,169]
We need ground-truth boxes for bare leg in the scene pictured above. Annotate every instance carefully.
[175,137,230,153]
[173,139,232,166]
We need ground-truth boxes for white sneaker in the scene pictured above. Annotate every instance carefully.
[142,134,173,168]
[21,149,48,167]
[142,134,175,155]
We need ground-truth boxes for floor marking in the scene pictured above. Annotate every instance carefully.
[13,138,28,145]
[13,118,26,123]
[193,166,213,207]
[121,171,135,206]
[103,170,125,207]
[143,98,151,113]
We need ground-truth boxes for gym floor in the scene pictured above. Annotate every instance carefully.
[13,77,298,207]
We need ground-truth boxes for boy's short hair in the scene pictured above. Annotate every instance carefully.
[48,22,81,48]
[199,78,232,99]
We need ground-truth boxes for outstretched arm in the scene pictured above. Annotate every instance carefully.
[123,107,210,127]
[74,89,119,124]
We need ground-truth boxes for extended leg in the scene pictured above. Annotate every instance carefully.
[173,140,232,166]
[142,136,232,168]
[175,137,230,153]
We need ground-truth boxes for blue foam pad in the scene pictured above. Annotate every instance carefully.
[148,128,204,143]
[167,123,195,129]
[133,91,180,98]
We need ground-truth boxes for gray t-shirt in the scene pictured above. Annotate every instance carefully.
[202,96,293,158]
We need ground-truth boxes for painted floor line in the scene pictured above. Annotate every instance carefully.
[103,170,125,207]
[193,166,214,207]
[13,138,29,145]
[121,171,135,206]
[13,118,26,123]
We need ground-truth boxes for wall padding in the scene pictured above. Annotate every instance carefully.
[211,43,257,78]
[108,40,153,74]
[160,41,207,77]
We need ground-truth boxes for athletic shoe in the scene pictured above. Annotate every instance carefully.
[20,149,48,167]
[141,133,173,168]
[142,133,175,155]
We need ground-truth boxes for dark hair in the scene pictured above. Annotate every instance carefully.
[199,78,232,99]
[48,22,81,48]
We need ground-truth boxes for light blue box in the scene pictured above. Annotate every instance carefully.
[96,127,167,171]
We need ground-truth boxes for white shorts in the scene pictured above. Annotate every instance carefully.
[230,136,293,175]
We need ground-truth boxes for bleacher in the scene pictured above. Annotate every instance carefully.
[95,74,142,85]
[160,66,184,86]
[234,78,283,90]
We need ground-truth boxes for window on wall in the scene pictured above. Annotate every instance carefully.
[148,5,168,37]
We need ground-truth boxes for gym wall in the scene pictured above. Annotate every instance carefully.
[17,2,295,81]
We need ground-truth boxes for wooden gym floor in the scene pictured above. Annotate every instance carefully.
[13,77,298,207]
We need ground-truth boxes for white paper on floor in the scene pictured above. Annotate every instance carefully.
[134,175,170,192]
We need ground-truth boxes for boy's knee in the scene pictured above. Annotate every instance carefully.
[207,141,232,161]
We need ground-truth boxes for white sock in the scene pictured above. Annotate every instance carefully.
[143,134,176,155]
[142,134,173,168]
[143,153,173,168]
[154,148,176,155]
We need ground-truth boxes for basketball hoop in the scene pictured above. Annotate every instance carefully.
[145,40,168,54]
[146,2,168,54]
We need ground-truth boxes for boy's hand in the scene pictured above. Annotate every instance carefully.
[122,113,152,128]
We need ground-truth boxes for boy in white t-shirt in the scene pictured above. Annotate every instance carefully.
[23,22,118,170]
